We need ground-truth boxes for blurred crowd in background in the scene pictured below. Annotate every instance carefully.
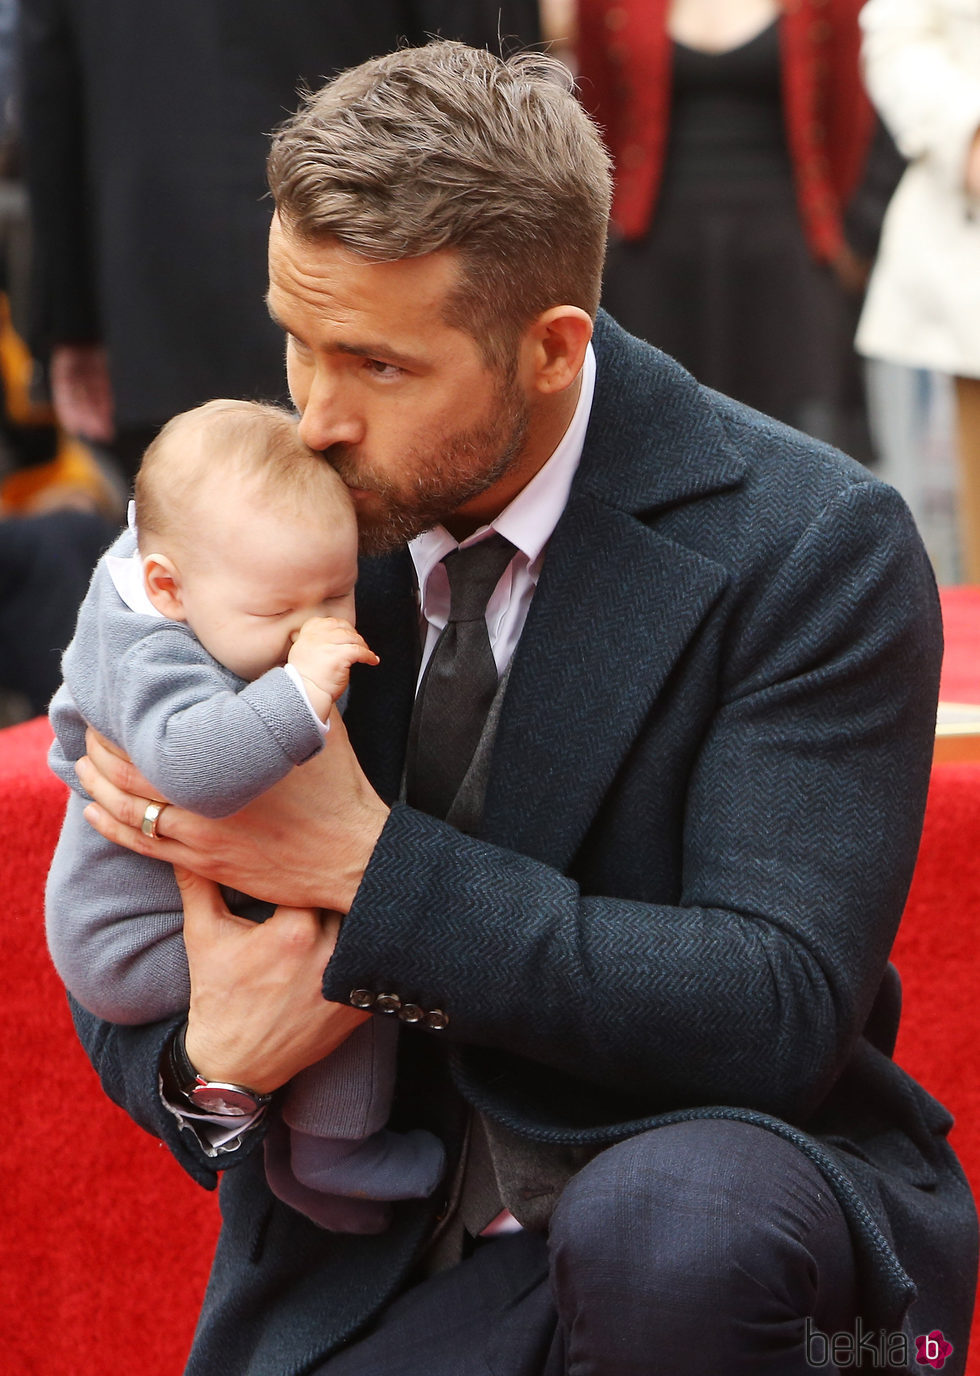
[1,0,977,725]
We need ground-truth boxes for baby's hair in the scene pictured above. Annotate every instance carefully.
[134,398,353,549]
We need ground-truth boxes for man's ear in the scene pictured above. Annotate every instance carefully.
[143,553,187,622]
[522,306,593,397]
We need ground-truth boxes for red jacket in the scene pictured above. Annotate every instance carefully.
[576,0,874,262]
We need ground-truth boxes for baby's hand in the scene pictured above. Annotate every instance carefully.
[287,617,379,723]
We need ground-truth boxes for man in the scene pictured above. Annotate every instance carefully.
[68,41,977,1375]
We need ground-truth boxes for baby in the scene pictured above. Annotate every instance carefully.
[46,398,445,1232]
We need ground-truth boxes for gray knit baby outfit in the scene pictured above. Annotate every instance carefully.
[46,527,445,1231]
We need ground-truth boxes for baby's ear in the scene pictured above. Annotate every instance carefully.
[143,553,187,622]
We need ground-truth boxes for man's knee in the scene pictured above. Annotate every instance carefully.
[550,1118,855,1316]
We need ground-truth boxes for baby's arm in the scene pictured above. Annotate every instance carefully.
[287,617,379,723]
[113,628,332,817]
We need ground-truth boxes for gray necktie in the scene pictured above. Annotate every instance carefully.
[405,533,516,820]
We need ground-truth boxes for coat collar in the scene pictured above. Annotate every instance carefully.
[577,311,746,515]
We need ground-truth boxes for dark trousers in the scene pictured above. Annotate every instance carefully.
[317,1119,859,1375]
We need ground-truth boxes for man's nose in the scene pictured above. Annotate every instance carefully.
[297,374,363,451]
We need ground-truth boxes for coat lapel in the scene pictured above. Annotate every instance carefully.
[483,315,746,868]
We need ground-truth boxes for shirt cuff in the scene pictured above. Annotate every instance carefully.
[283,663,330,737]
[159,1075,266,1157]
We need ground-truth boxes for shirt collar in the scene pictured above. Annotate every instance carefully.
[104,502,163,617]
[409,340,596,587]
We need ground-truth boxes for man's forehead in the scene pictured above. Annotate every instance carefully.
[265,221,473,365]
[267,213,463,303]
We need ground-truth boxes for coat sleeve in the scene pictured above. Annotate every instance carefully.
[574,1,616,133]
[823,0,877,206]
[859,0,980,190]
[321,478,942,1126]
[67,995,257,1186]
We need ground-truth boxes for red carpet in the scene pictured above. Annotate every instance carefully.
[938,588,980,704]
[2,576,978,1371]
[0,717,219,1376]
[892,763,980,1373]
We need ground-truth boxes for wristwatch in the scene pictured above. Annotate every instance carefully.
[165,1021,272,1117]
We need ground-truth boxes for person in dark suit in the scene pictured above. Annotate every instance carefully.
[67,40,977,1376]
[17,0,540,481]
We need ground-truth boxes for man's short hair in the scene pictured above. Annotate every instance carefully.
[134,398,351,549]
[266,40,612,370]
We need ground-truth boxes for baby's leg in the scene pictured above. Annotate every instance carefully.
[263,1114,392,1233]
[276,1018,446,1203]
[284,1014,401,1138]
[288,1122,446,1200]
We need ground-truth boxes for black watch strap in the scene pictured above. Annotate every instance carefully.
[165,1021,272,1118]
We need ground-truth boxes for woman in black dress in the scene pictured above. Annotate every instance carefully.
[577,0,883,458]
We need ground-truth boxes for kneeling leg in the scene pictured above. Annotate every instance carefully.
[548,1119,857,1375]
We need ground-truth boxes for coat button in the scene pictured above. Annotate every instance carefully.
[423,1009,450,1031]
[398,1003,424,1024]
[350,989,375,1009]
[375,993,402,1015]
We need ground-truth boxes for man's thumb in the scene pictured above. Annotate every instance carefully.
[173,866,222,912]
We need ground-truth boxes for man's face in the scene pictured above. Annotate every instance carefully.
[267,217,532,553]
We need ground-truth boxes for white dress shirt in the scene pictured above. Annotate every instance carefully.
[409,341,596,683]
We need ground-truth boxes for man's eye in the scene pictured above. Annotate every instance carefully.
[364,358,402,379]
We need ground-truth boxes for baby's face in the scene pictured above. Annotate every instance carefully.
[175,504,359,682]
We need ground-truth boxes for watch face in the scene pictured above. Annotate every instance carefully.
[188,1083,259,1116]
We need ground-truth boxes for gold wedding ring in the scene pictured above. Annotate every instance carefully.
[141,800,168,840]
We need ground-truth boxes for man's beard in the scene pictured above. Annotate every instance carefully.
[327,375,531,556]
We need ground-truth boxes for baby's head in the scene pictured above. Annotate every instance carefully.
[134,399,358,681]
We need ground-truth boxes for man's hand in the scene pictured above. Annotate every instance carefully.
[50,343,116,442]
[288,616,379,722]
[829,242,870,296]
[174,869,369,1092]
[76,713,390,914]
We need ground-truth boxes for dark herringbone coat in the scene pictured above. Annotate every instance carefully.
[71,314,977,1376]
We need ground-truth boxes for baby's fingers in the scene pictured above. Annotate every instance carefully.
[293,616,369,647]
[339,640,380,668]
